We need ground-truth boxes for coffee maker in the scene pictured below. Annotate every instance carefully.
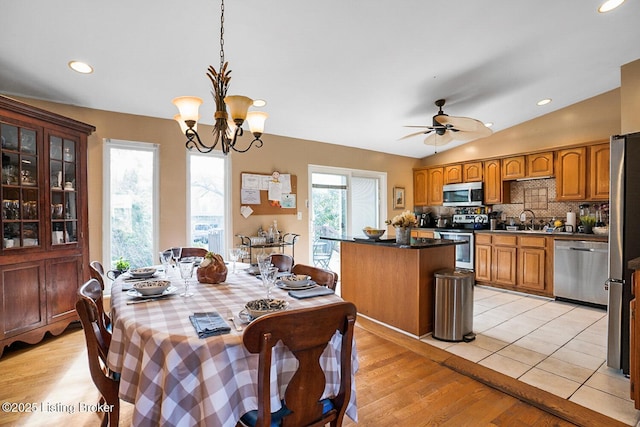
[417,212,432,228]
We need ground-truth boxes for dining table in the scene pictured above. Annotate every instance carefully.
[107,263,358,427]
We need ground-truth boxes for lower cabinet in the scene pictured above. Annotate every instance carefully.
[475,233,552,296]
[411,230,434,239]
[0,256,82,356]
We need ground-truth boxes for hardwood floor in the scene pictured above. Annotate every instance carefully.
[0,319,626,426]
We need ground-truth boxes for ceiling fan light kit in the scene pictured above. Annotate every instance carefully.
[172,0,268,155]
[401,99,492,150]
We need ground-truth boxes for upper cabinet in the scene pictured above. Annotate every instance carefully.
[427,167,444,206]
[588,143,610,201]
[502,156,526,180]
[463,162,483,182]
[484,159,510,205]
[443,164,462,185]
[413,168,428,206]
[527,152,554,177]
[556,147,587,201]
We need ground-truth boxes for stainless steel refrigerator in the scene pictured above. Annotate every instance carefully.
[607,131,640,374]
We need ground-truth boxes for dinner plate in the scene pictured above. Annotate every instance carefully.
[245,266,260,275]
[276,281,317,291]
[126,285,178,299]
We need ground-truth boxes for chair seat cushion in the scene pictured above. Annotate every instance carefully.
[240,399,334,427]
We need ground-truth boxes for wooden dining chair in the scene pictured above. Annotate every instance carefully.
[269,253,294,272]
[238,301,357,427]
[88,261,111,330]
[179,247,208,259]
[76,279,120,427]
[292,264,339,290]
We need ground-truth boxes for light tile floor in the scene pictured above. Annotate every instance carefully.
[422,285,640,426]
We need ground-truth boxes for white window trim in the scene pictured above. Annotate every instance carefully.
[102,138,159,280]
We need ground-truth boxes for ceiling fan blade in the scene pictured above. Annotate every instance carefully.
[399,129,433,140]
[404,125,435,129]
[437,115,492,135]
[423,131,454,146]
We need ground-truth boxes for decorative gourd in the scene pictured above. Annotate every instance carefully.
[196,252,228,284]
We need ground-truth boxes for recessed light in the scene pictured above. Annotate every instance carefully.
[484,122,493,128]
[253,99,267,107]
[598,0,625,13]
[537,98,552,106]
[68,61,93,74]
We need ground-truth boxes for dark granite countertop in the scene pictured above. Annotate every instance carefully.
[319,235,463,249]
[412,227,608,241]
[629,257,640,271]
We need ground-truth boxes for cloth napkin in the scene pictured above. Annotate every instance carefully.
[189,312,231,338]
[288,286,335,299]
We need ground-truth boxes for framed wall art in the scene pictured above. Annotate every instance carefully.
[393,186,405,209]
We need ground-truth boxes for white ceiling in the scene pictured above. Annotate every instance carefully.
[1,1,639,158]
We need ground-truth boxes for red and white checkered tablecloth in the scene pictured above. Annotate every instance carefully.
[107,266,358,427]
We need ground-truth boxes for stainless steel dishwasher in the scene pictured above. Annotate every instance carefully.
[554,240,608,306]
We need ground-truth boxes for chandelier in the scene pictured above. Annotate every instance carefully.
[172,0,268,154]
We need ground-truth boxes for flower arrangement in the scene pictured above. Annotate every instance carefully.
[385,210,417,229]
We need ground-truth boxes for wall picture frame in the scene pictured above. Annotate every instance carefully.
[393,186,405,209]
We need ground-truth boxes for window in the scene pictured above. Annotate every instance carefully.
[103,139,158,279]
[188,151,229,255]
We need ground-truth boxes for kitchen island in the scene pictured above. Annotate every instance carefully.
[321,236,460,337]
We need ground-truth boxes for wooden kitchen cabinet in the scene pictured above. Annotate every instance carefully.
[463,162,483,182]
[527,152,554,177]
[411,229,434,239]
[484,159,510,205]
[588,143,610,201]
[443,164,463,184]
[475,232,552,296]
[0,95,94,357]
[502,156,526,180]
[427,167,444,206]
[517,236,547,291]
[556,147,587,201]
[413,168,428,206]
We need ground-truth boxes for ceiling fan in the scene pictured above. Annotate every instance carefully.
[401,99,492,148]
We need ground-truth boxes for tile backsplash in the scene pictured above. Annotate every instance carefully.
[416,178,609,226]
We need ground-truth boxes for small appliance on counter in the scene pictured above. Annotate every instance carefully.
[417,212,433,228]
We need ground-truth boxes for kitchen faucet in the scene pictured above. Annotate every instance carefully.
[519,209,536,230]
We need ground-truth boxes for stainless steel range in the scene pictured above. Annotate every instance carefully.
[436,214,487,270]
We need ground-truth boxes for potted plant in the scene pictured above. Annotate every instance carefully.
[107,256,131,279]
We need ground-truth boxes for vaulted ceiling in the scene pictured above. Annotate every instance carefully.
[1,0,639,158]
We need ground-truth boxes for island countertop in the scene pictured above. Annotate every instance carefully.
[330,237,457,337]
[320,235,463,249]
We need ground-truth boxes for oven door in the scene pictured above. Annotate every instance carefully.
[437,231,474,270]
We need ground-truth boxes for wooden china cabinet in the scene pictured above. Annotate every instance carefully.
[0,96,94,357]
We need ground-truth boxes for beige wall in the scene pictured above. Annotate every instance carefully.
[10,96,419,266]
[621,59,640,134]
[420,88,621,167]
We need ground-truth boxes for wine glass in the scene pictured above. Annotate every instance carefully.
[263,266,278,299]
[178,260,195,297]
[228,247,241,274]
[159,251,172,277]
[170,247,182,268]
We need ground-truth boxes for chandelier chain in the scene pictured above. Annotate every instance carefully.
[219,0,225,71]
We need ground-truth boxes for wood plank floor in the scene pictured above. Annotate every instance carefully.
[0,319,626,426]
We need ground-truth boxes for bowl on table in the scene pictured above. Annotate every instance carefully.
[244,298,289,319]
[132,279,170,296]
[279,274,311,287]
[129,267,157,279]
[362,228,385,239]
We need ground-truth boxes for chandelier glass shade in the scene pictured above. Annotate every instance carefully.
[172,0,267,155]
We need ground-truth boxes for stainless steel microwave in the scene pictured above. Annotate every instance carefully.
[442,182,484,207]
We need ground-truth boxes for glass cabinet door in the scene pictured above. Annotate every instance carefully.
[50,135,78,245]
[1,122,40,249]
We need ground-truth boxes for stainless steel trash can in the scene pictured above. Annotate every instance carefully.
[433,269,475,342]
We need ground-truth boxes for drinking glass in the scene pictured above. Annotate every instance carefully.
[170,247,182,268]
[228,247,241,274]
[178,260,195,297]
[263,266,278,299]
[159,251,172,277]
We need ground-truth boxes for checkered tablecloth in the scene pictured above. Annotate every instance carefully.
[107,266,358,427]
